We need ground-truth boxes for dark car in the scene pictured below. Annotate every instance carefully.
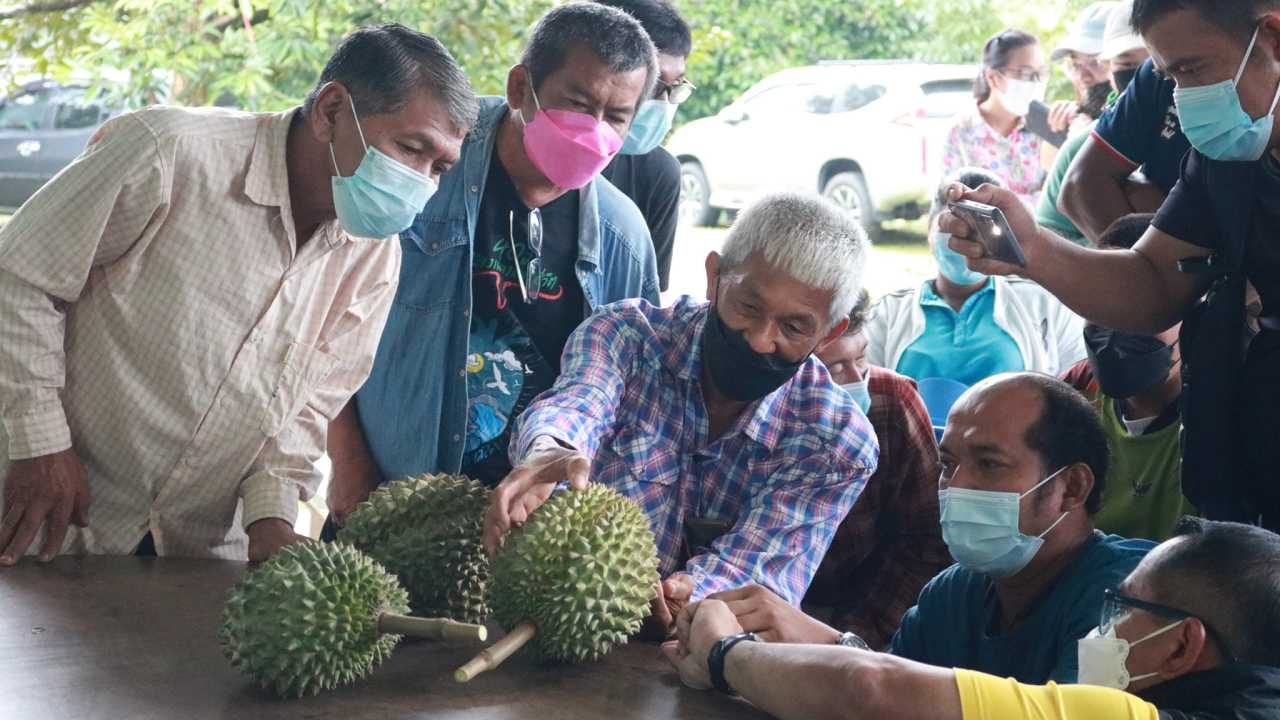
[0,81,117,212]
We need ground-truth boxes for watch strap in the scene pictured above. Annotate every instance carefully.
[708,632,758,695]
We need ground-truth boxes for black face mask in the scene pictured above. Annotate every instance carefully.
[1112,68,1138,96]
[1084,324,1174,399]
[700,302,808,403]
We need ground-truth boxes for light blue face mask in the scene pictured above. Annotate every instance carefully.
[330,93,437,239]
[931,231,987,286]
[620,99,679,155]
[938,466,1070,578]
[1173,23,1280,162]
[841,380,873,414]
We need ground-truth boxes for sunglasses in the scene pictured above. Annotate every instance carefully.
[655,78,696,104]
[508,208,544,305]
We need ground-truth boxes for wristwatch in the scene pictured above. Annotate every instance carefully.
[835,631,870,650]
[707,632,759,695]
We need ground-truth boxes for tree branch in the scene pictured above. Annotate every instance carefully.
[0,0,104,20]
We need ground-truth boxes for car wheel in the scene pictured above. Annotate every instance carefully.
[822,171,880,241]
[679,161,718,227]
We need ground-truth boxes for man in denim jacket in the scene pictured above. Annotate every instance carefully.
[323,4,660,526]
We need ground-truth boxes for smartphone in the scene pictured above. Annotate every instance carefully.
[1026,100,1068,148]
[947,199,1028,268]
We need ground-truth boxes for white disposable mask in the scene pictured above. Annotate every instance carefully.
[1077,621,1183,690]
[1000,77,1046,117]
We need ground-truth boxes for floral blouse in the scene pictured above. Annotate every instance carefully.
[942,107,1046,208]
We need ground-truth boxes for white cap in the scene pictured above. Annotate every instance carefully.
[1100,1,1145,60]
[1051,2,1121,61]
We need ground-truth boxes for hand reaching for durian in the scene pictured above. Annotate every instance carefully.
[483,437,591,556]
[641,574,693,640]
[661,599,744,690]
[247,518,310,564]
[709,584,840,644]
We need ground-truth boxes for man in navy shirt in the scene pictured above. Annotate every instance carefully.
[1059,57,1191,243]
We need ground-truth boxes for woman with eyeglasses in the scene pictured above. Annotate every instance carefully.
[941,29,1050,208]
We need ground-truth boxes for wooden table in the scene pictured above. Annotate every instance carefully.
[0,557,770,719]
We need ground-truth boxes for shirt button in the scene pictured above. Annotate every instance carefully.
[452,434,461,442]
[249,330,262,344]
[431,242,440,251]
[458,369,466,377]
[470,185,479,193]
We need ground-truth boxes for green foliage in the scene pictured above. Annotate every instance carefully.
[0,0,1098,116]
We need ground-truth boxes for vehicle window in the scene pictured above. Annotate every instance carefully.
[54,95,103,130]
[838,84,887,113]
[921,80,975,119]
[0,91,51,131]
[740,83,836,117]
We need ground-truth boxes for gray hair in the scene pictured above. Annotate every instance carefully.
[521,2,659,111]
[303,23,479,134]
[719,192,869,326]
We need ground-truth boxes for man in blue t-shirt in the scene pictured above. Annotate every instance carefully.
[702,372,1153,681]
[1058,57,1191,244]
[888,372,1153,683]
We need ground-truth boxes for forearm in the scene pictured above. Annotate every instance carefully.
[0,269,72,459]
[327,401,380,482]
[726,643,962,720]
[1026,231,1188,333]
[241,406,326,528]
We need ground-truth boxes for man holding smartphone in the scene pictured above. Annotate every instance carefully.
[941,0,1280,530]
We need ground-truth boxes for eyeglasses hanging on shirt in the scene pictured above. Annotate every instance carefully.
[508,208,544,304]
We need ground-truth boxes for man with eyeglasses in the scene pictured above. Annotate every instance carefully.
[663,516,1280,720]
[321,4,661,530]
[597,0,693,293]
[1048,3,1120,133]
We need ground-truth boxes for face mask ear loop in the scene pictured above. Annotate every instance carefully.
[1132,618,1186,647]
[518,67,544,127]
[1020,465,1069,499]
[1235,24,1263,86]
[345,91,369,153]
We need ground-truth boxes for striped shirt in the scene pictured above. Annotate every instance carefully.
[511,297,878,605]
[0,106,399,559]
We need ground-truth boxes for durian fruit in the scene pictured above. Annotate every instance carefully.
[455,484,659,682]
[339,473,491,624]
[221,541,487,698]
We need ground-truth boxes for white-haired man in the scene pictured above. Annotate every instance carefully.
[483,192,879,636]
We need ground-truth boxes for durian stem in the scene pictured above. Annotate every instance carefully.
[453,620,538,682]
[377,614,488,642]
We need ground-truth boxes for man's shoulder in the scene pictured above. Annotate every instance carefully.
[592,296,692,335]
[871,286,922,316]
[1072,532,1156,582]
[127,105,269,146]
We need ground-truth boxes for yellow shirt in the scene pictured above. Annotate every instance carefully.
[956,669,1160,720]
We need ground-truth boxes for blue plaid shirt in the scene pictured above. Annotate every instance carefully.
[511,297,879,605]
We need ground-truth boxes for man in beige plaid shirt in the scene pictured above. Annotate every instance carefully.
[0,24,478,564]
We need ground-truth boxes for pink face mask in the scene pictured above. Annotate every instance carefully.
[520,81,623,190]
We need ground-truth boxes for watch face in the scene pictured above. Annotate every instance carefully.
[838,632,870,650]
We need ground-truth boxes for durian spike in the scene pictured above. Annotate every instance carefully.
[454,620,538,682]
[377,614,488,642]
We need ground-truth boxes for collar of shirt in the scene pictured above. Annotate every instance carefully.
[919,277,995,315]
[241,107,344,252]
[666,301,790,452]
